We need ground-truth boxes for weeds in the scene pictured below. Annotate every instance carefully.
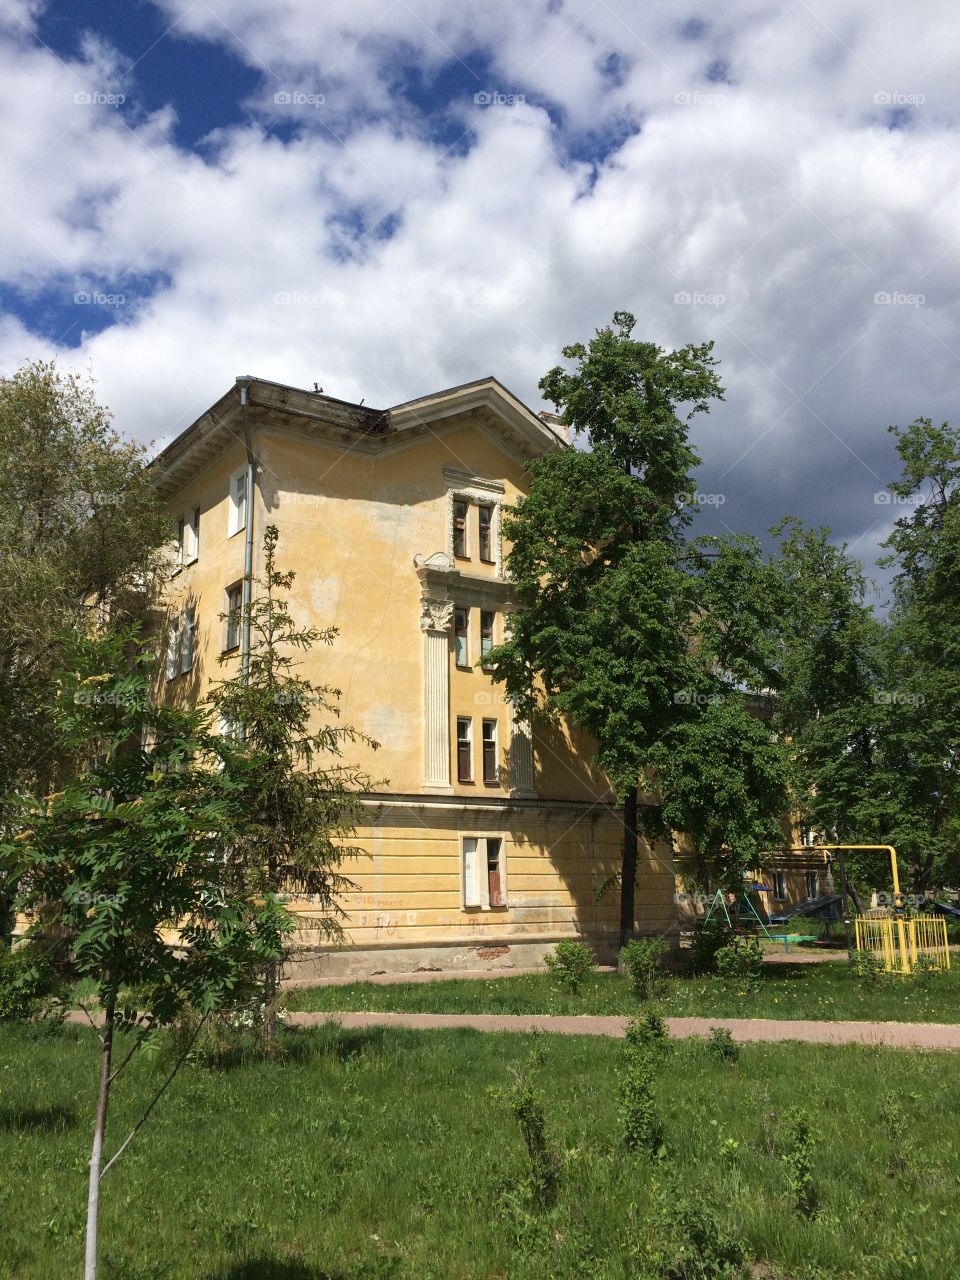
[620,936,669,1001]
[544,940,596,994]
[782,1106,818,1218]
[706,1026,740,1063]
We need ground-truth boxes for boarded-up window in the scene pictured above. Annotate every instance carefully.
[478,504,493,561]
[453,500,468,557]
[457,717,472,782]
[454,607,469,668]
[482,718,497,784]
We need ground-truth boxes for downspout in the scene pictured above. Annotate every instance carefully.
[235,376,256,685]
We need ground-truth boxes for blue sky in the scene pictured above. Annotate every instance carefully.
[0,0,957,597]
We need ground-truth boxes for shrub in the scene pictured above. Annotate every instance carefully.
[0,941,64,1024]
[849,948,886,986]
[625,1010,670,1052]
[618,1042,664,1156]
[714,935,763,991]
[491,1050,561,1209]
[688,918,731,974]
[706,1026,740,1064]
[782,1106,818,1218]
[544,940,596,994]
[665,1194,746,1279]
[620,935,668,1001]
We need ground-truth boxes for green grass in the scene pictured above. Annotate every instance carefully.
[1,1022,959,1278]
[286,961,960,1023]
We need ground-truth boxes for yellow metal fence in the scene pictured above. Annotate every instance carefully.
[854,913,951,974]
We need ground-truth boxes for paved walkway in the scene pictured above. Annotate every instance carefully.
[289,1010,960,1050]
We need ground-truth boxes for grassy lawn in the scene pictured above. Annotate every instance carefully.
[285,961,960,1023]
[2,1021,960,1279]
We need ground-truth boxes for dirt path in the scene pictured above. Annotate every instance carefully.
[288,1010,960,1050]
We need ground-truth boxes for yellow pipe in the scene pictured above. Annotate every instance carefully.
[778,844,908,972]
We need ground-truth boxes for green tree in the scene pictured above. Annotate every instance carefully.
[0,360,171,808]
[488,314,789,941]
[208,525,378,1040]
[1,628,291,1280]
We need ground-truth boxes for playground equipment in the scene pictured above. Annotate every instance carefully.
[782,844,951,974]
[702,884,821,953]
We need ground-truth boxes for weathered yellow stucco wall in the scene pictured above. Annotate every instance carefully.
[158,386,678,972]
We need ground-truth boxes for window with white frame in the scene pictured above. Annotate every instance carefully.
[180,508,199,564]
[774,871,787,900]
[165,615,180,681]
[456,716,473,782]
[180,604,197,674]
[481,718,498,785]
[480,610,495,665]
[228,466,247,537]
[452,499,468,558]
[478,503,494,562]
[224,581,243,651]
[462,835,506,909]
[454,607,469,669]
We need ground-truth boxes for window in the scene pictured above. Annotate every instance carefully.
[165,615,179,681]
[454,607,469,668]
[184,508,199,563]
[482,718,498,785]
[478,504,493,561]
[180,604,196,674]
[805,871,819,900]
[774,871,787,900]
[224,582,243,651]
[480,610,494,665]
[456,717,473,782]
[228,466,247,537]
[453,500,468,558]
[462,836,506,909]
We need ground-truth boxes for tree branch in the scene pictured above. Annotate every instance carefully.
[99,1011,209,1180]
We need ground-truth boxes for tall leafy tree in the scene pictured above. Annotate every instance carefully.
[489,314,790,942]
[0,360,171,807]
[208,525,378,1040]
[1,628,291,1280]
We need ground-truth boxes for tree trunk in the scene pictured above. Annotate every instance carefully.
[85,996,115,1280]
[263,958,279,1047]
[619,787,639,949]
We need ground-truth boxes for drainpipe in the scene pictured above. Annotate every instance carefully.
[235,376,256,686]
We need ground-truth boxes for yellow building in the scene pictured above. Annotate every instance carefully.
[153,375,676,976]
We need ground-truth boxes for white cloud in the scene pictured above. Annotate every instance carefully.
[0,0,958,586]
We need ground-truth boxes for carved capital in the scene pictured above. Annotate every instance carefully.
[420,596,454,633]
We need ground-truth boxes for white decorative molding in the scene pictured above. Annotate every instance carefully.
[413,551,455,573]
[442,467,505,495]
[419,594,455,634]
[422,623,452,791]
[446,486,504,576]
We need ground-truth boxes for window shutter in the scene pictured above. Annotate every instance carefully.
[180,605,196,673]
[463,838,482,908]
[165,616,179,680]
